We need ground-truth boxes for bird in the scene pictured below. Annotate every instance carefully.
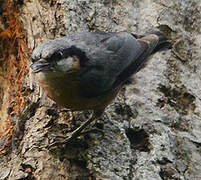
[30,30,171,148]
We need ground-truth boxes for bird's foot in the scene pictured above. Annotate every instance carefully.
[46,133,77,149]
[46,113,98,149]
[79,127,104,137]
[46,127,104,149]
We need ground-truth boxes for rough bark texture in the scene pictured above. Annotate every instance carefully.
[0,0,201,179]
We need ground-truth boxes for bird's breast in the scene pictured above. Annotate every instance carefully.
[34,72,120,111]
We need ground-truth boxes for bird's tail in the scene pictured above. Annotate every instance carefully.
[149,31,172,54]
[114,31,171,87]
[132,30,172,54]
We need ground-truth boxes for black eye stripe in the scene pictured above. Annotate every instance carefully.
[47,46,89,67]
[53,46,89,66]
[47,50,63,61]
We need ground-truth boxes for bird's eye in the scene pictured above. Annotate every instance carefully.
[58,51,63,58]
[49,51,63,61]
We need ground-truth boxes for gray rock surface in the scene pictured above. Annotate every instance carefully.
[1,0,201,179]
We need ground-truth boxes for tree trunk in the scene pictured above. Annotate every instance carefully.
[0,0,201,179]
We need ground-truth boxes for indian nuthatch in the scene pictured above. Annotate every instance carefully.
[31,31,171,147]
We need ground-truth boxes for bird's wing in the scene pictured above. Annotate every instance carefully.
[112,34,159,88]
[79,32,159,98]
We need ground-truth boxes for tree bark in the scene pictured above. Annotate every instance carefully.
[0,0,201,179]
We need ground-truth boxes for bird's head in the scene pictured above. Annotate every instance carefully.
[30,39,88,77]
[31,54,80,76]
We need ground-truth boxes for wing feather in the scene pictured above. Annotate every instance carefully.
[79,32,149,97]
[50,32,159,98]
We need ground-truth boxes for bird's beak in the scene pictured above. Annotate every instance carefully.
[30,59,50,73]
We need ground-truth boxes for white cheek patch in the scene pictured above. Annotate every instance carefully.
[56,57,74,72]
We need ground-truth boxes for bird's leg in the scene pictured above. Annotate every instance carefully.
[79,113,109,137]
[47,110,103,149]
[78,124,105,137]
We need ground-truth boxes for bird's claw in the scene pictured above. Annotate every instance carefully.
[79,128,104,137]
[46,134,74,149]
[46,127,104,150]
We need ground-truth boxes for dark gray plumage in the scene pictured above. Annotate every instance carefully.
[31,31,171,148]
[31,31,171,97]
